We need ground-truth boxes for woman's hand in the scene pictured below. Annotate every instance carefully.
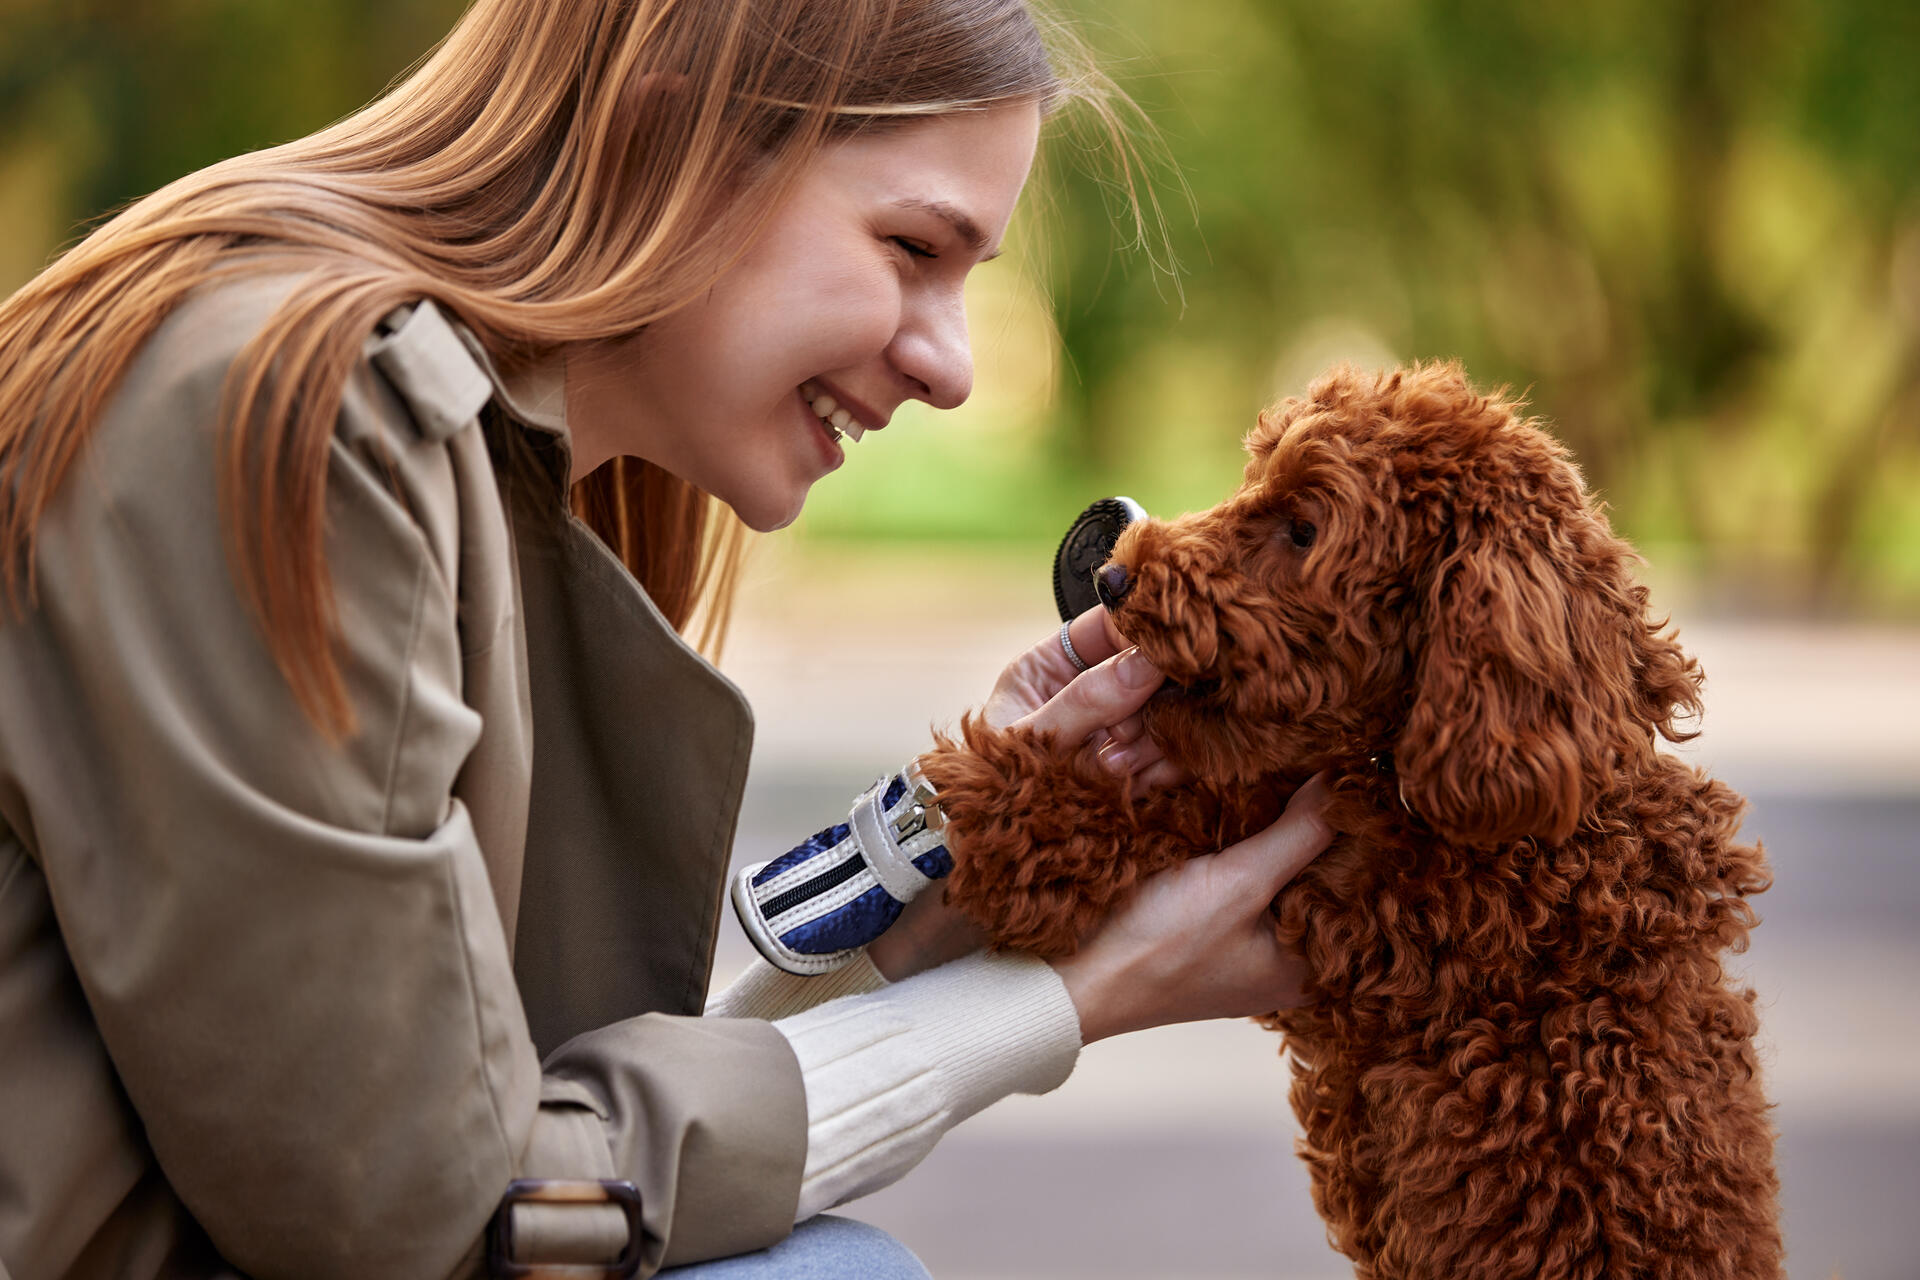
[868,608,1180,981]
[979,605,1182,790]
[1048,773,1335,1044]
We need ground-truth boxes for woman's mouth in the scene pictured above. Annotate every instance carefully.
[800,381,866,443]
[794,385,843,467]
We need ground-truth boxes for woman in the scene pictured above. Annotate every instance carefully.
[0,0,1333,1275]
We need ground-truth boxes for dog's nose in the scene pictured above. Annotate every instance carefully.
[1094,563,1132,610]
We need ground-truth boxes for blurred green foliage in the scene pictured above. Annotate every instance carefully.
[3,0,1917,611]
[986,0,1920,614]
[0,0,455,265]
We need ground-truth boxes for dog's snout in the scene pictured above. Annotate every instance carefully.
[1094,563,1133,610]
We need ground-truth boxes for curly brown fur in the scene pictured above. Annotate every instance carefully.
[925,717,1284,955]
[917,362,1781,1279]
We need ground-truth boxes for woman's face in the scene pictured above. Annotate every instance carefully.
[565,100,1043,531]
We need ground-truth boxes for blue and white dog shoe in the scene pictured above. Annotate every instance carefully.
[731,764,954,975]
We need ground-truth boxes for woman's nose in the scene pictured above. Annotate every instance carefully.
[891,291,973,410]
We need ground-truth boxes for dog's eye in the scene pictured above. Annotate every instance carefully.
[1288,519,1317,550]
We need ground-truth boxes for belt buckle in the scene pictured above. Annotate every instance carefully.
[488,1178,644,1278]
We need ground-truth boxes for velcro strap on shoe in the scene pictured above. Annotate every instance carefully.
[730,772,953,976]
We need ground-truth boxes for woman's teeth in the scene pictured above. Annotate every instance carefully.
[800,383,865,442]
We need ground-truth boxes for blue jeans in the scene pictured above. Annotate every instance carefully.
[657,1215,931,1278]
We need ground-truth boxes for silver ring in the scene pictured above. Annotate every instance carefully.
[1059,621,1089,673]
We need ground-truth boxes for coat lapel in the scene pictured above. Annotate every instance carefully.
[506,490,754,1055]
[375,303,755,1058]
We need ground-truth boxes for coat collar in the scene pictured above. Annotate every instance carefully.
[371,297,573,463]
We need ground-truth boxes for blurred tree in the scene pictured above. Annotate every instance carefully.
[0,0,462,274]
[1038,0,1920,611]
[3,0,1916,609]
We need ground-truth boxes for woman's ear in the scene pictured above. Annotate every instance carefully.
[1393,524,1592,848]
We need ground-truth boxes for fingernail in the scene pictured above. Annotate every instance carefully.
[1098,740,1136,773]
[1117,647,1160,689]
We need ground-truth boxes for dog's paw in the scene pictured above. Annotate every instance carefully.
[918,714,1148,955]
[917,717,1252,956]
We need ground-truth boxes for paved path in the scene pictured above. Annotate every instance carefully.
[713,544,1920,1280]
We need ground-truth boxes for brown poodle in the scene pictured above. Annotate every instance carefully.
[918,362,1782,1279]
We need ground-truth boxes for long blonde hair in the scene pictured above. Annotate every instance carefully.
[0,0,1107,735]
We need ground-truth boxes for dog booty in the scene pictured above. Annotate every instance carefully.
[731,772,954,975]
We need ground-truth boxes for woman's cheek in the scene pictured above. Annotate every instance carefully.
[838,308,899,364]
[822,259,907,351]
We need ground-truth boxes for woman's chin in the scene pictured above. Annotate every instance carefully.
[724,482,810,533]
[750,507,802,533]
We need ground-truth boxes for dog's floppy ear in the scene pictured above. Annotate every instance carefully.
[1394,496,1703,848]
[1394,523,1592,847]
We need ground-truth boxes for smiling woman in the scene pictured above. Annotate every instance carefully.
[566,103,1042,531]
[0,1,1339,1277]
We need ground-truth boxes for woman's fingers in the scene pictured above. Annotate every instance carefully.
[1020,645,1162,746]
[1012,606,1128,709]
[1064,604,1129,672]
[1095,727,1172,779]
[1048,773,1334,1043]
[980,610,1147,734]
[995,610,1175,783]
[1091,711,1145,766]
[1127,755,1188,794]
[1216,772,1335,899]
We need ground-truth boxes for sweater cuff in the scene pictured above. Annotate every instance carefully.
[704,951,889,1022]
[875,951,1082,1123]
[771,950,1083,1218]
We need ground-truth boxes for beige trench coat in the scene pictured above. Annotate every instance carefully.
[0,275,808,1279]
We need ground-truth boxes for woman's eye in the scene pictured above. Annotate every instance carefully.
[890,237,937,260]
[1286,519,1317,550]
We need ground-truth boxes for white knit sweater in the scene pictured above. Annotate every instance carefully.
[705,950,1083,1219]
